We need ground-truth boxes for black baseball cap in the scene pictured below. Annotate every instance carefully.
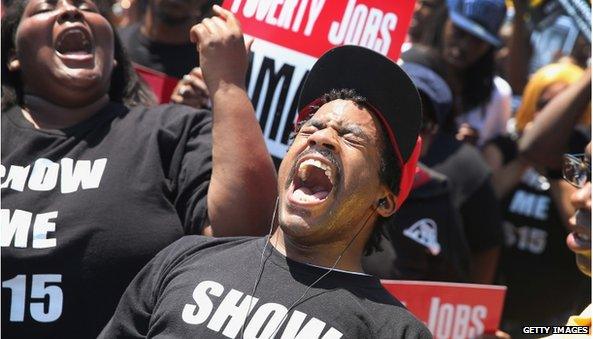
[296,45,423,207]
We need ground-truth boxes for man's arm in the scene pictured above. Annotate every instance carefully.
[482,140,529,198]
[191,5,277,236]
[460,181,504,284]
[519,68,591,169]
[507,0,532,94]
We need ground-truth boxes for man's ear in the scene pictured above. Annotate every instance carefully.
[7,51,20,72]
[376,189,397,218]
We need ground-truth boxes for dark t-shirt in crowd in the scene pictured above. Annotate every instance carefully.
[363,164,471,282]
[118,23,199,79]
[422,132,503,252]
[488,135,590,322]
[1,103,212,338]
[100,236,432,339]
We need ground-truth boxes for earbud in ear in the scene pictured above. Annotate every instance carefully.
[8,59,20,72]
[377,198,387,208]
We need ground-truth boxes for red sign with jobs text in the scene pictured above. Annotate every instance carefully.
[382,280,507,339]
[223,0,414,60]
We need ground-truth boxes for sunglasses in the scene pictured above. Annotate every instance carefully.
[562,153,591,188]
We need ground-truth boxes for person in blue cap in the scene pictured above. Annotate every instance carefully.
[442,0,513,147]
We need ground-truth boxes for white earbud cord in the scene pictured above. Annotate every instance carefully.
[240,197,279,339]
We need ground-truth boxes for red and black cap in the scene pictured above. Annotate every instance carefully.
[296,45,423,208]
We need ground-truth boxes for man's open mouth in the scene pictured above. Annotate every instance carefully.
[55,27,93,59]
[289,157,335,205]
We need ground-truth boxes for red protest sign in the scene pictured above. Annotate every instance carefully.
[134,64,179,104]
[382,280,507,339]
[224,0,413,60]
[222,0,415,158]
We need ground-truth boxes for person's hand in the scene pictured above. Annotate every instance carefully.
[456,123,480,145]
[170,67,211,108]
[189,4,253,94]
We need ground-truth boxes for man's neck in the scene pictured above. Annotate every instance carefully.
[269,229,366,273]
[141,10,196,45]
[22,94,109,130]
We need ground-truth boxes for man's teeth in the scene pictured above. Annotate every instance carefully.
[297,159,332,183]
[293,187,328,203]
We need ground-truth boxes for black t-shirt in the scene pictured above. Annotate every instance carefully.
[488,135,590,321]
[119,23,199,79]
[100,236,432,338]
[363,164,471,282]
[1,102,212,338]
[422,132,503,252]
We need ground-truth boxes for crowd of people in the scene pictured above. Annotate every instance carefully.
[1,0,591,338]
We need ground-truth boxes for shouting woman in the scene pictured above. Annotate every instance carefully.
[1,1,276,337]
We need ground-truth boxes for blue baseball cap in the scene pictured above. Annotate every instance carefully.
[447,0,507,48]
[401,62,452,126]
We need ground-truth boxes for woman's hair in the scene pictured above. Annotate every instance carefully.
[411,1,448,50]
[1,1,156,110]
[515,62,590,132]
[458,47,495,113]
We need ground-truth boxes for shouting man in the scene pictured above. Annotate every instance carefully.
[100,7,430,338]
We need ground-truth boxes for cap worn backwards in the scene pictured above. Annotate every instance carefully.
[296,45,423,208]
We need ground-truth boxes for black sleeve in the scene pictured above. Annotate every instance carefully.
[98,236,207,338]
[402,324,433,339]
[569,129,590,154]
[158,105,213,234]
[460,180,504,252]
[377,312,433,339]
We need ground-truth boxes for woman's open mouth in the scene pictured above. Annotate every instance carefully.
[288,157,336,206]
[567,231,591,253]
[54,27,94,62]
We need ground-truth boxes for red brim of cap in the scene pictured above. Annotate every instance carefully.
[397,136,422,208]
